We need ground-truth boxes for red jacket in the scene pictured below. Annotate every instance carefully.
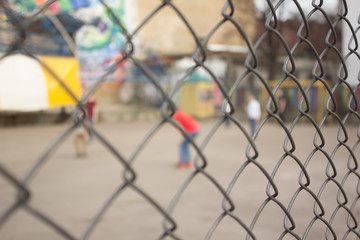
[173,111,200,134]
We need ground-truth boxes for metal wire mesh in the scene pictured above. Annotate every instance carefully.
[0,0,360,239]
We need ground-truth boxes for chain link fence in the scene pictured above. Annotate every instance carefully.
[0,0,360,239]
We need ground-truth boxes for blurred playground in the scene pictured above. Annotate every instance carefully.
[0,119,359,239]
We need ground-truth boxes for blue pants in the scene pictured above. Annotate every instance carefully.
[249,118,256,136]
[180,132,198,164]
[87,116,94,140]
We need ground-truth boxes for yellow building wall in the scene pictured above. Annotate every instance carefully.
[41,56,82,108]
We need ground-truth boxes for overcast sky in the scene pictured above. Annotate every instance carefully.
[254,0,340,21]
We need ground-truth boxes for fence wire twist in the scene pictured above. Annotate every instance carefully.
[0,0,360,239]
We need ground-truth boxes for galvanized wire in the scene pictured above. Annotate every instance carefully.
[0,0,359,239]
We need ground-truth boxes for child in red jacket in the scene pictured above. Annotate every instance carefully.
[173,111,200,169]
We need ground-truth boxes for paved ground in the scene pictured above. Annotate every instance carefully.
[0,119,359,239]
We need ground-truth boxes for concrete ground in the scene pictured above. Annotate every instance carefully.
[0,119,359,239]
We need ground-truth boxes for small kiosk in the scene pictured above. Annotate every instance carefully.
[179,74,214,119]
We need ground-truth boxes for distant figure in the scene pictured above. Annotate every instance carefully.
[74,122,88,157]
[246,94,261,136]
[224,101,232,128]
[173,110,200,169]
[86,95,96,141]
[277,89,287,122]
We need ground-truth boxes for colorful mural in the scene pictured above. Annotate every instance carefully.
[6,0,91,15]
[75,0,127,86]
[3,0,127,87]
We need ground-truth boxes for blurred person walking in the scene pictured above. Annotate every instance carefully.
[277,89,287,122]
[86,95,96,142]
[173,110,200,169]
[246,94,261,137]
[74,122,88,157]
[73,108,88,157]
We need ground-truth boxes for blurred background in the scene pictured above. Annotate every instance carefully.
[1,1,360,239]
[0,0,359,126]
